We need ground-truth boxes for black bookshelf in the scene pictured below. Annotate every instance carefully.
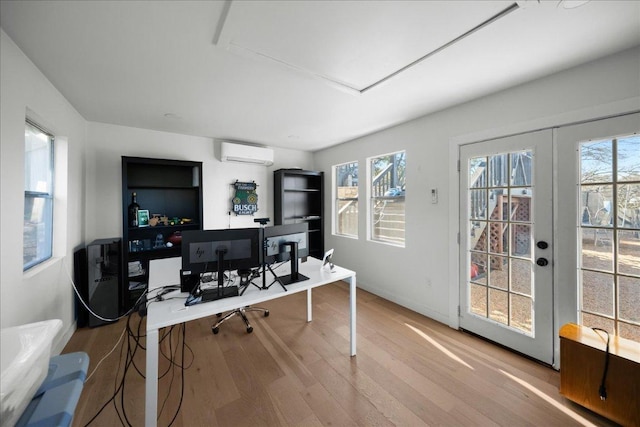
[121,157,203,312]
[274,169,324,259]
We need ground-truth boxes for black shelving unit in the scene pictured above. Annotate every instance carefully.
[121,157,203,312]
[274,169,324,259]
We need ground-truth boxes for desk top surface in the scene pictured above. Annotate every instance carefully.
[146,257,355,330]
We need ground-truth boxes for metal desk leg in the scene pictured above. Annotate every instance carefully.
[306,288,312,322]
[145,328,159,427]
[350,275,357,356]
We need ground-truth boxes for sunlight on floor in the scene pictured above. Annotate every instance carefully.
[499,369,598,427]
[405,323,474,370]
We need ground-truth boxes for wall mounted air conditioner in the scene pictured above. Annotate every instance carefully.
[220,142,274,166]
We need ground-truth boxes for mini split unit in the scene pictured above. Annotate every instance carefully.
[220,142,274,166]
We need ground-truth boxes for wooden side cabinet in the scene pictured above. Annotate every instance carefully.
[559,323,640,427]
[121,157,203,312]
[274,169,324,260]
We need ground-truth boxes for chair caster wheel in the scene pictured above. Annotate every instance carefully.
[212,327,219,334]
[264,310,270,317]
[247,326,253,333]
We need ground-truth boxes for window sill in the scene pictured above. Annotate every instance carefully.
[23,256,63,279]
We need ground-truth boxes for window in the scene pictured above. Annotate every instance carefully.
[579,134,640,342]
[24,120,54,270]
[369,151,406,246]
[335,161,358,237]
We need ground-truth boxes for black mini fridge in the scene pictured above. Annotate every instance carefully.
[75,238,121,327]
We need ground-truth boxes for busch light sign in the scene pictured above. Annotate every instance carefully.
[232,181,258,215]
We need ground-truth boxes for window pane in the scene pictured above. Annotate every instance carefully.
[25,123,53,193]
[370,151,405,245]
[335,162,358,238]
[488,288,508,325]
[23,195,53,269]
[488,255,508,290]
[24,122,53,270]
[617,135,640,182]
[470,221,487,252]
[581,139,612,183]
[510,188,532,223]
[337,200,358,237]
[618,230,640,276]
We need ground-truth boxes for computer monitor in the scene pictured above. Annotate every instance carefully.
[181,227,262,293]
[263,223,309,285]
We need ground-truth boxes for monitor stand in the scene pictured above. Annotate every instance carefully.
[277,242,309,285]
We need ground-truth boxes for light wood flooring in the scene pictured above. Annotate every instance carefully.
[64,282,617,426]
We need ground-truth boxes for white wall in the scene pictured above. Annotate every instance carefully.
[0,30,86,351]
[85,122,313,242]
[314,46,640,327]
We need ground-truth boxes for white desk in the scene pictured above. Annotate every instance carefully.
[145,257,356,427]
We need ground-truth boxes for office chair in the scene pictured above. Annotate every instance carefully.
[211,268,269,334]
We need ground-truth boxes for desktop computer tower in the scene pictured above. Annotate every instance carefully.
[76,238,121,327]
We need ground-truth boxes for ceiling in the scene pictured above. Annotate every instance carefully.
[1,0,639,151]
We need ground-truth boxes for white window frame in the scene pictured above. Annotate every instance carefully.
[333,161,359,238]
[23,119,55,271]
[368,150,406,247]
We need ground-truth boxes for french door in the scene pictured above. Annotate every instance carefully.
[459,130,554,364]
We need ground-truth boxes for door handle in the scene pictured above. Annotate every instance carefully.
[537,241,549,249]
[536,257,549,267]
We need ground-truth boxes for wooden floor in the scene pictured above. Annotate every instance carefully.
[64,282,617,426]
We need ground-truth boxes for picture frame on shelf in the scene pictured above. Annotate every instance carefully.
[137,209,150,227]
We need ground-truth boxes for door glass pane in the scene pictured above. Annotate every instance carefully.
[489,255,508,290]
[510,151,532,186]
[489,154,508,187]
[617,183,640,228]
[618,322,640,342]
[581,229,613,272]
[470,283,487,317]
[618,276,640,323]
[510,188,532,222]
[581,140,612,183]
[581,312,615,334]
[618,230,640,276]
[470,221,487,252]
[581,270,614,317]
[469,157,487,187]
[511,293,532,334]
[470,189,488,219]
[511,259,531,295]
[581,184,614,227]
[512,224,531,258]
[489,222,508,255]
[617,135,640,182]
[470,252,487,284]
[489,288,508,325]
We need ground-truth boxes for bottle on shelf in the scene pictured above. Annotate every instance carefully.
[128,192,140,227]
